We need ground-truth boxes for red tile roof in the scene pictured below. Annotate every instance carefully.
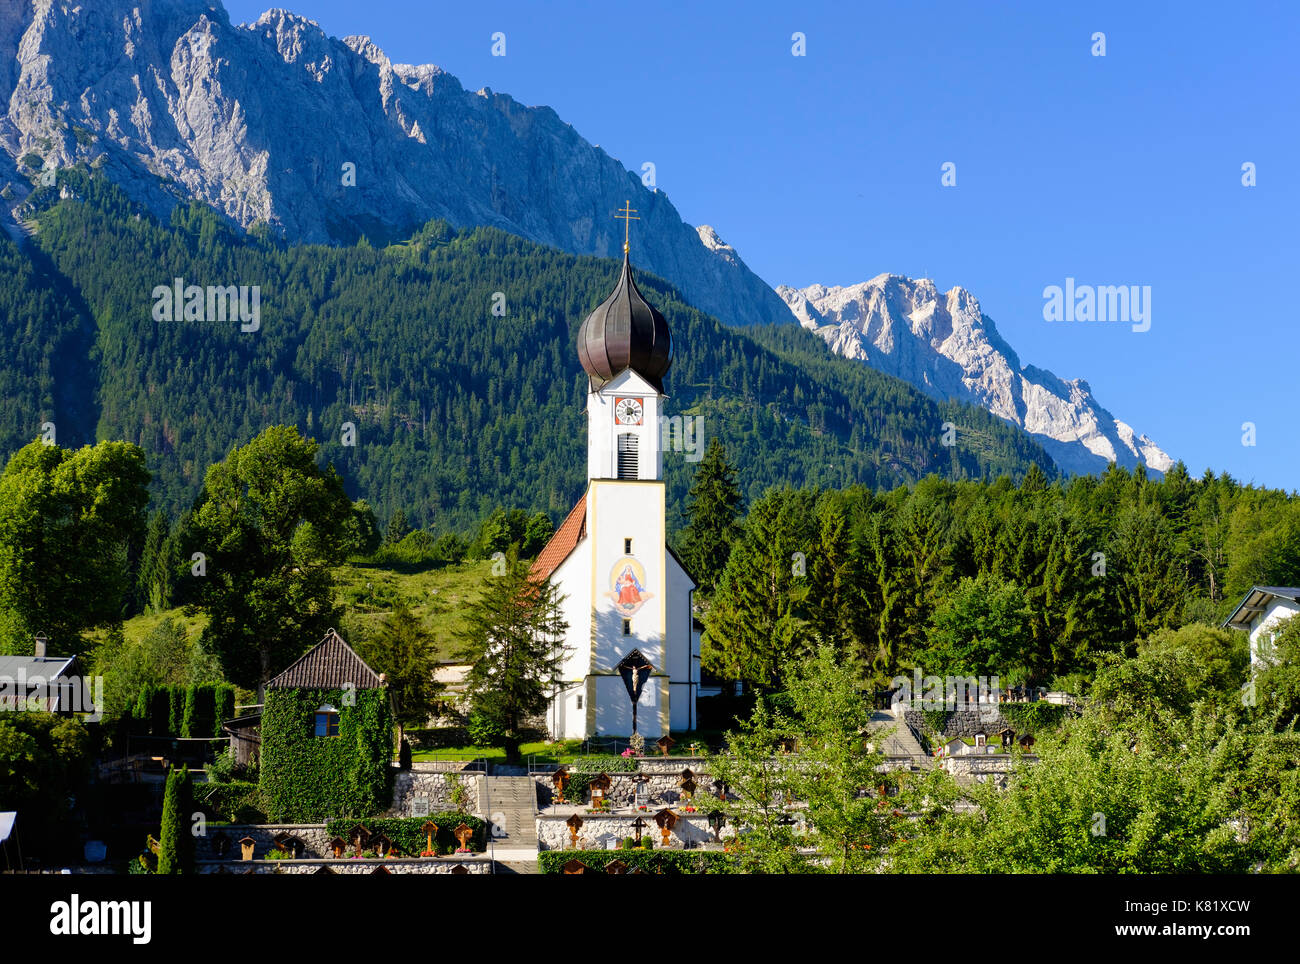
[530,494,587,583]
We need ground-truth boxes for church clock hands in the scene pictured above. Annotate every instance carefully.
[614,397,644,425]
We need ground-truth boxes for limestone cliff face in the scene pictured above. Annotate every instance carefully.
[0,0,791,326]
[777,275,1173,475]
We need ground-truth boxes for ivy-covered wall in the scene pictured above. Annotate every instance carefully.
[259,687,394,822]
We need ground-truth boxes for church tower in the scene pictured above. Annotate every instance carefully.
[531,205,699,740]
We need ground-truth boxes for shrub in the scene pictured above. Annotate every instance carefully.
[570,755,637,772]
[194,780,265,823]
[168,686,185,737]
[157,766,194,874]
[324,814,487,855]
[922,709,949,735]
[997,702,1069,733]
[212,685,235,735]
[181,684,199,738]
[466,710,503,747]
[538,850,731,874]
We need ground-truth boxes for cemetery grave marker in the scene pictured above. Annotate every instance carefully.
[654,808,677,847]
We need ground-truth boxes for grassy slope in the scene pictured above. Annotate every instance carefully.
[117,559,495,664]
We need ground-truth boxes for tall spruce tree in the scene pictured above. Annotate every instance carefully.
[357,603,444,743]
[458,556,568,763]
[702,488,817,689]
[679,438,744,596]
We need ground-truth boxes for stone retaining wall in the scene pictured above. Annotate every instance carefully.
[536,813,717,851]
[198,857,492,874]
[197,823,333,860]
[902,708,1008,738]
[391,770,483,816]
[535,770,719,808]
[940,754,1038,787]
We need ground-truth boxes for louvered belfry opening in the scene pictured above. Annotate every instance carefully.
[617,433,639,479]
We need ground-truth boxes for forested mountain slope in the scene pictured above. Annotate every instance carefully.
[3,171,1057,530]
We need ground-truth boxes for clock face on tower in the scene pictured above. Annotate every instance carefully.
[614,397,644,425]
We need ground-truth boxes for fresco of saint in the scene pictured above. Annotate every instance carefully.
[606,556,653,616]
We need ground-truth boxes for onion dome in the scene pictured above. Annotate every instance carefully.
[577,253,673,393]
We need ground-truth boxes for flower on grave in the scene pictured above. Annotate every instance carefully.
[420,850,436,858]
[621,748,633,758]
[455,847,471,854]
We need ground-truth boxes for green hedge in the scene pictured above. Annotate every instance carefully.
[561,756,638,805]
[129,683,236,738]
[997,702,1069,733]
[538,850,733,874]
[406,726,471,750]
[569,756,638,772]
[194,780,266,823]
[259,687,394,822]
[324,814,486,855]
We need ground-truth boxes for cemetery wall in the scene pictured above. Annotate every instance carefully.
[629,756,710,774]
[536,813,717,851]
[391,770,483,816]
[197,857,492,874]
[941,754,1038,787]
[196,823,333,860]
[535,770,717,808]
[902,708,1007,738]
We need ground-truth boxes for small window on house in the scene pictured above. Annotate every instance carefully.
[576,695,583,710]
[314,705,340,738]
[622,619,632,636]
[617,433,639,479]
[624,538,633,555]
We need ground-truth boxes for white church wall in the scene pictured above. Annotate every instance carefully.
[548,542,592,684]
[594,675,665,738]
[664,553,693,683]
[588,481,667,676]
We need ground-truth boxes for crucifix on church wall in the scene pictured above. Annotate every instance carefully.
[617,649,653,734]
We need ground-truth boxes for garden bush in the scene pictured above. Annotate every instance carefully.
[324,814,487,855]
[538,850,731,874]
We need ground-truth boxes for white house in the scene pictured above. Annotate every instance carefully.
[1222,586,1300,668]
[530,243,700,740]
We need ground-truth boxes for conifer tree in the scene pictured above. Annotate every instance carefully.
[458,556,568,763]
[679,438,744,596]
[358,603,444,744]
[157,765,193,875]
[385,508,411,547]
[702,488,817,688]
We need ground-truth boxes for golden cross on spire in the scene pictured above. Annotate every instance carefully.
[614,200,639,256]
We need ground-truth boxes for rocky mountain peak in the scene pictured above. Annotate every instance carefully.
[778,274,1171,476]
[0,0,793,328]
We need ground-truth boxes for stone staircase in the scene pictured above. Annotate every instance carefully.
[484,774,539,853]
[870,709,931,765]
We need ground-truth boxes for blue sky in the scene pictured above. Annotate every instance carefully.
[225,0,1300,489]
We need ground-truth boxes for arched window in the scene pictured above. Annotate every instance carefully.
[617,433,639,479]
[314,704,340,738]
